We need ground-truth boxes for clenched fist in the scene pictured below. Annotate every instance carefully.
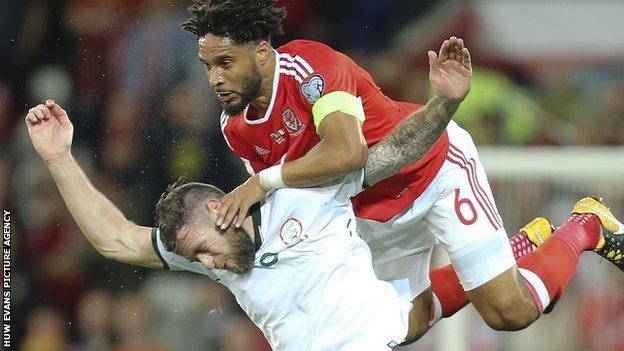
[25,100,74,162]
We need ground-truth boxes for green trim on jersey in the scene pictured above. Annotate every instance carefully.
[251,204,263,252]
[151,227,170,270]
[311,91,365,132]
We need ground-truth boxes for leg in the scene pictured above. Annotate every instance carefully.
[403,218,552,343]
[466,266,539,330]
[431,201,608,331]
[421,124,561,331]
[403,288,433,343]
[428,217,553,326]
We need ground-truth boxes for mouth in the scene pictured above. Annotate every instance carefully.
[216,91,237,103]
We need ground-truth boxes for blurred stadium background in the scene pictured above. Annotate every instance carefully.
[2,0,623,350]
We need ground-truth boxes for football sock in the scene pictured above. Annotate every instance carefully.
[517,214,601,312]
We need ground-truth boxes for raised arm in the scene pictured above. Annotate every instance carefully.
[365,36,472,187]
[25,100,163,268]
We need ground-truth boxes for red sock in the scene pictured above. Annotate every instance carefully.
[517,214,601,312]
[430,265,464,322]
[428,226,548,324]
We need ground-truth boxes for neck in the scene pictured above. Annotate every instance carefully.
[249,49,276,116]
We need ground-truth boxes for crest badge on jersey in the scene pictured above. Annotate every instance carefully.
[281,108,305,136]
[300,74,324,104]
[279,218,303,245]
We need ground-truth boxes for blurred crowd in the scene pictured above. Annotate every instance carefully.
[1,1,623,351]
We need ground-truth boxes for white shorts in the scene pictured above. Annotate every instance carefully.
[357,121,516,299]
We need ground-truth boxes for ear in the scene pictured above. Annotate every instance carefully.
[205,199,221,213]
[255,40,271,65]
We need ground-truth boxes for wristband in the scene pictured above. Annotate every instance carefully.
[258,164,287,190]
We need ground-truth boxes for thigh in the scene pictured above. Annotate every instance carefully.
[465,266,539,330]
[428,123,516,291]
[371,246,434,300]
[357,186,440,300]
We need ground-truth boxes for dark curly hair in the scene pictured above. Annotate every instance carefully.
[181,0,286,44]
[154,180,225,252]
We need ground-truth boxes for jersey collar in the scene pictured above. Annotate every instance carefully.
[243,49,280,125]
[250,203,263,251]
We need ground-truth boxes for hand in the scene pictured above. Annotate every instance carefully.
[428,36,473,102]
[216,174,266,230]
[25,100,74,163]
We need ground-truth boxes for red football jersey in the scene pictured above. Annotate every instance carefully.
[221,40,449,221]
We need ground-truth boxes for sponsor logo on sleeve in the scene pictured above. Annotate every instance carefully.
[270,129,286,144]
[281,108,305,136]
[300,74,324,104]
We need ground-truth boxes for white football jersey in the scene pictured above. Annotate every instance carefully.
[152,172,411,351]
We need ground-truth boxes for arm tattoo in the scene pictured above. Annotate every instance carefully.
[364,95,460,187]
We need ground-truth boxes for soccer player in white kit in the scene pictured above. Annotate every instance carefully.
[152,176,413,350]
[24,99,451,350]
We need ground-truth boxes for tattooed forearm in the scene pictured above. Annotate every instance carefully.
[364,95,460,187]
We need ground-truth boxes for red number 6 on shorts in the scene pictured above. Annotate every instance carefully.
[454,188,478,225]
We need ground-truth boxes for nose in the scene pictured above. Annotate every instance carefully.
[198,253,217,269]
[208,68,225,88]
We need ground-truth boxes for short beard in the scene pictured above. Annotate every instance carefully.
[224,226,256,274]
[222,61,262,116]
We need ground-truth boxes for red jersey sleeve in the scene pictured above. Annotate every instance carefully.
[299,65,358,105]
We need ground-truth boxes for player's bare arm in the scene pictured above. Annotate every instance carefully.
[282,111,368,186]
[365,36,472,187]
[217,110,366,229]
[217,109,366,229]
[25,101,163,269]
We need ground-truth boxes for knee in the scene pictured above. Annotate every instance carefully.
[404,288,434,344]
[403,320,429,344]
[478,297,539,331]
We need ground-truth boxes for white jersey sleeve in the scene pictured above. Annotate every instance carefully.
[150,228,219,280]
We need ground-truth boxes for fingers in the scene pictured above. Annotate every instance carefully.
[25,104,53,125]
[25,111,39,125]
[220,203,238,230]
[461,47,472,71]
[428,50,439,68]
[45,99,71,125]
[438,36,466,63]
[234,203,251,229]
[438,39,450,62]
[46,99,65,116]
[216,196,235,230]
[454,38,464,61]
[447,37,458,61]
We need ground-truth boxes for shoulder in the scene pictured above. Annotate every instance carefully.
[277,39,339,55]
[277,39,346,70]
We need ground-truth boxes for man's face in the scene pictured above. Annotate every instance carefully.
[175,221,255,274]
[198,34,263,115]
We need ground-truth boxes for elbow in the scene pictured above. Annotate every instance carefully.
[97,246,119,260]
[340,144,368,171]
[99,247,133,264]
[96,244,122,260]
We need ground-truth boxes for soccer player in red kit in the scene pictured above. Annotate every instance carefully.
[181,0,624,343]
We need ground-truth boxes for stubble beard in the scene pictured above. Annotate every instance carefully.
[224,226,256,274]
[221,62,263,116]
